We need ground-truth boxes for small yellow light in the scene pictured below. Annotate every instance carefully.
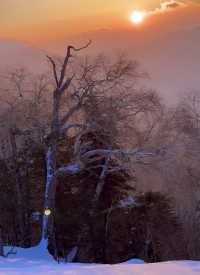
[44,209,51,216]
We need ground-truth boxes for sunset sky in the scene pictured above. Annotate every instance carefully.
[0,0,200,45]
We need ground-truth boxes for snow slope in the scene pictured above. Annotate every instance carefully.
[0,259,199,275]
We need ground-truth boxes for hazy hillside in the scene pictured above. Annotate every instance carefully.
[1,26,200,104]
[0,40,47,72]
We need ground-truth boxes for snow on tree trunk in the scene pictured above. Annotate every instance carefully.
[65,246,78,263]
[43,145,54,238]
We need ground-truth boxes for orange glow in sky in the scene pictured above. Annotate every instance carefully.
[0,1,199,45]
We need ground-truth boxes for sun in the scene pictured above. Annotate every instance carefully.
[130,10,145,25]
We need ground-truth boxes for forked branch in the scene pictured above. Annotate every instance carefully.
[58,40,92,88]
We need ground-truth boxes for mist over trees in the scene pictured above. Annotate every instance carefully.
[0,42,200,262]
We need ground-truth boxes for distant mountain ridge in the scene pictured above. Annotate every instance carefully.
[0,26,200,104]
[0,40,47,72]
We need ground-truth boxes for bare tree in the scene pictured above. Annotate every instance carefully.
[0,42,165,260]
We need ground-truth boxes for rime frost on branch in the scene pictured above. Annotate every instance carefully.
[57,163,81,174]
[101,196,139,214]
[118,196,137,208]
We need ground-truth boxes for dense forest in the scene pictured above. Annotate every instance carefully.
[0,42,200,263]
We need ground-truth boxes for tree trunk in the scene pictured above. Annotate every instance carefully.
[9,129,25,246]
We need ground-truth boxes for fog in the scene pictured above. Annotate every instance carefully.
[1,25,200,105]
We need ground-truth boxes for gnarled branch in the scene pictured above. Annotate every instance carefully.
[58,40,91,88]
[46,55,59,86]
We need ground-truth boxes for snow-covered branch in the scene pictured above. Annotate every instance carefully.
[56,163,81,175]
[80,148,156,163]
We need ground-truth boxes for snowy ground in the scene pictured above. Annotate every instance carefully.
[1,241,200,274]
[0,258,200,275]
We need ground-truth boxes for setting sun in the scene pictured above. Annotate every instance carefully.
[130,11,145,25]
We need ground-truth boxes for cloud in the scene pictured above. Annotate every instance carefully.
[147,1,187,16]
[161,0,186,10]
